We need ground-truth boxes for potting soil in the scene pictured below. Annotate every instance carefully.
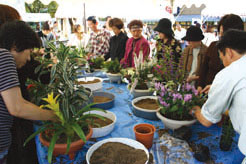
[134,98,159,110]
[90,142,148,164]
[93,96,112,103]
[77,79,101,84]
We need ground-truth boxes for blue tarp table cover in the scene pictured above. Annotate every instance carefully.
[35,80,245,164]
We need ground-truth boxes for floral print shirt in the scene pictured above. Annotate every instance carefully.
[156,38,182,64]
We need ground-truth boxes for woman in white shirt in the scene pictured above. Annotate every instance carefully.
[68,24,88,49]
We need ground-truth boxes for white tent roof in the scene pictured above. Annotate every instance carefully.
[201,0,246,17]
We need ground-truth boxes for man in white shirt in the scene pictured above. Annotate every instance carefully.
[191,29,246,162]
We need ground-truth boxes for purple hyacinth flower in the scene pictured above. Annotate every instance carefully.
[184,94,193,102]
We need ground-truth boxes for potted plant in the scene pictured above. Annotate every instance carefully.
[127,52,154,98]
[104,59,122,84]
[24,42,104,163]
[87,56,105,72]
[155,82,205,129]
[219,112,235,151]
[153,46,206,129]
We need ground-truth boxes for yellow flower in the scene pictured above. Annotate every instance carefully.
[41,92,65,124]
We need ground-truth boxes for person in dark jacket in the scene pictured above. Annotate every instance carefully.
[104,18,128,61]
[197,14,244,94]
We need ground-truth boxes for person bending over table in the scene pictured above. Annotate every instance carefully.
[190,29,246,163]
[0,21,56,164]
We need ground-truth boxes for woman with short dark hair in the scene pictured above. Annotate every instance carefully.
[0,20,56,164]
[104,18,128,61]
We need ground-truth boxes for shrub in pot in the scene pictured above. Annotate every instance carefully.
[24,42,104,163]
[104,59,122,83]
[87,56,105,72]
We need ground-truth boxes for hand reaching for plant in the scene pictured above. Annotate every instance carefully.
[197,86,203,94]
[186,75,199,83]
[201,85,211,94]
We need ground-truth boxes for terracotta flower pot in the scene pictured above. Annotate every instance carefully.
[134,123,156,149]
[39,127,93,160]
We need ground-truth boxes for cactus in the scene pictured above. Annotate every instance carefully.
[219,115,235,151]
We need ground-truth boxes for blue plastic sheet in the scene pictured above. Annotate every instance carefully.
[35,76,245,164]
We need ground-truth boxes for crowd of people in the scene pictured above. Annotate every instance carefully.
[0,3,246,164]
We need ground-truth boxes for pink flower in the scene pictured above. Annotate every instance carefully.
[184,94,192,102]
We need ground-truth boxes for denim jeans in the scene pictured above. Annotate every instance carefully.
[0,149,8,164]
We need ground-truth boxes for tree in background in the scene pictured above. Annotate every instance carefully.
[25,0,58,18]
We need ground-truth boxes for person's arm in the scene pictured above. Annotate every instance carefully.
[104,37,112,61]
[191,106,213,127]
[192,70,232,127]
[1,86,55,121]
[118,35,129,61]
[142,41,150,60]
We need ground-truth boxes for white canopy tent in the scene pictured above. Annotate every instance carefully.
[201,0,246,17]
[174,0,246,22]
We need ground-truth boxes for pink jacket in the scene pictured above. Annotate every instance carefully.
[121,36,150,67]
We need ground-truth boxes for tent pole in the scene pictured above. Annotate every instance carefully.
[83,3,87,33]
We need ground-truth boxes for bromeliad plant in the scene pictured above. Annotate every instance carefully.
[24,42,104,163]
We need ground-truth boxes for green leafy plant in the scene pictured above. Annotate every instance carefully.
[88,56,105,71]
[104,59,121,74]
[24,42,104,163]
[152,43,185,83]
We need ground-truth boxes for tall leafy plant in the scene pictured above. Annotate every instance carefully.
[24,42,104,163]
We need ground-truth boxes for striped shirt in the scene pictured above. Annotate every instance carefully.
[0,49,19,152]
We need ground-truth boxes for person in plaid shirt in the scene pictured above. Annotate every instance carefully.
[86,16,111,57]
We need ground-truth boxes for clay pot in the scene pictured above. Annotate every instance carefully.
[134,123,156,149]
[39,127,93,160]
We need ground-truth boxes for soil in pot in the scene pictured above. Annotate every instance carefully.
[77,79,101,84]
[135,83,148,90]
[93,96,112,103]
[42,126,89,144]
[86,116,113,128]
[162,111,194,121]
[134,99,159,110]
[90,142,148,164]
